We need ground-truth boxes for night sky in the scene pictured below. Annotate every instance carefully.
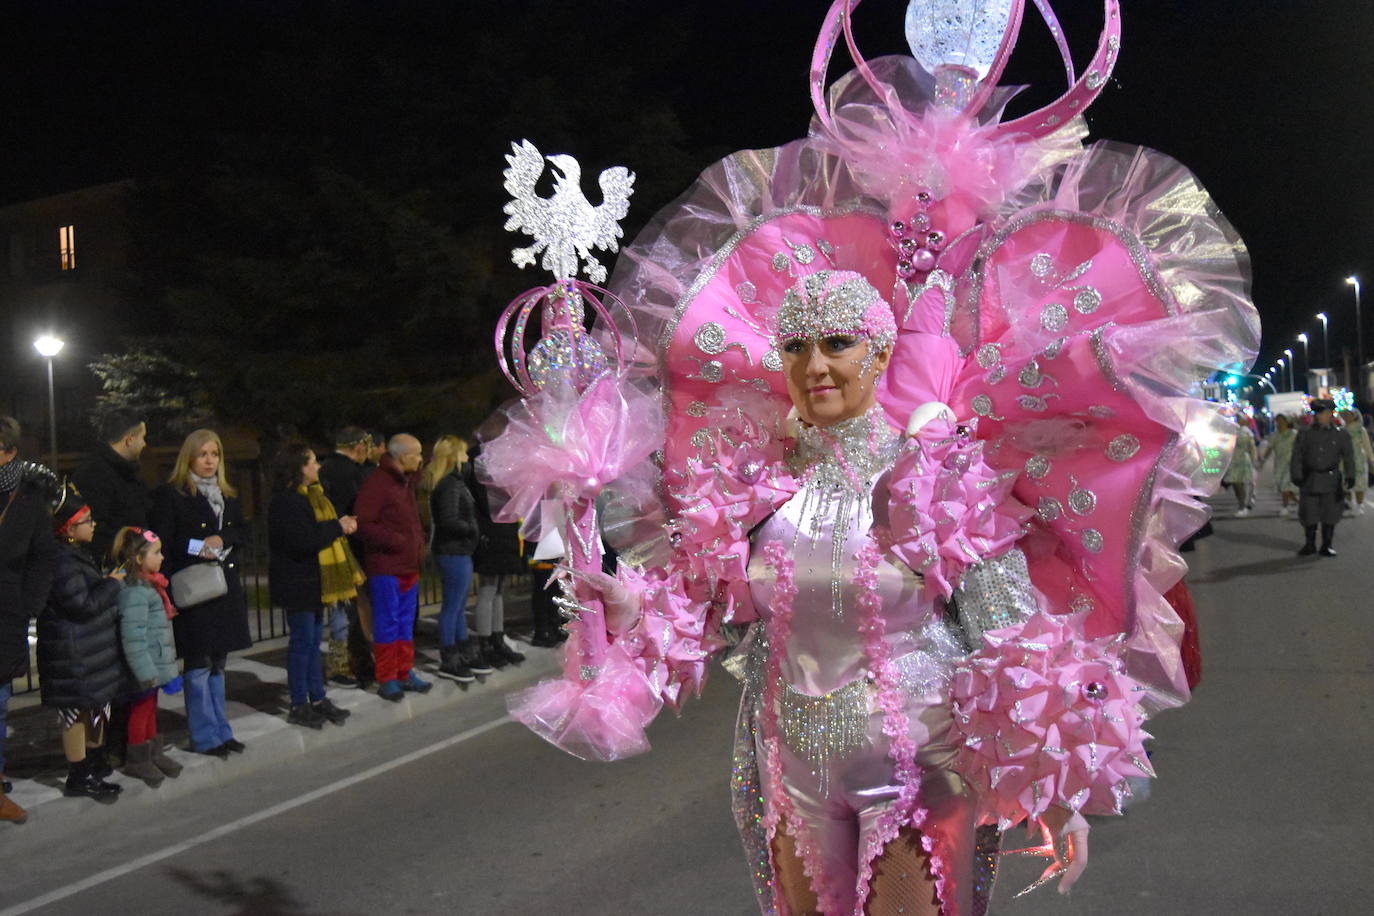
[3,0,1371,385]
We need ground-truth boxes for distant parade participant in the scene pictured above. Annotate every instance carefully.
[1223,423,1257,517]
[1291,399,1355,556]
[1339,409,1374,515]
[1259,415,1299,517]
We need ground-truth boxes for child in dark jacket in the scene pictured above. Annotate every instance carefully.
[39,487,126,801]
[112,527,182,787]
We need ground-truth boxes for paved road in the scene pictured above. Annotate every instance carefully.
[3,466,1371,915]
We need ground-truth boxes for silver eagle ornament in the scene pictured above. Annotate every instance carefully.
[502,140,635,284]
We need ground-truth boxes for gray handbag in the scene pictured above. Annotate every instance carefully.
[169,560,228,609]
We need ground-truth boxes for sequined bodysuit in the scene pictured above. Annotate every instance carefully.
[735,407,1037,915]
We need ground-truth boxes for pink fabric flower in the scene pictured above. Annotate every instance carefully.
[950,612,1154,830]
[881,416,1031,599]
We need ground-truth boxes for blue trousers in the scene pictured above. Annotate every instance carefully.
[436,554,473,648]
[368,576,418,683]
[286,609,326,706]
[0,682,11,775]
[184,656,234,752]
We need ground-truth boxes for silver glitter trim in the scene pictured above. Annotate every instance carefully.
[761,349,783,372]
[955,548,1038,648]
[1018,361,1041,388]
[694,321,727,354]
[686,400,708,418]
[1030,252,1055,277]
[1107,433,1141,461]
[1068,487,1097,515]
[735,280,758,303]
[1081,529,1104,553]
[1040,303,1069,332]
[1090,326,1127,390]
[1025,455,1051,479]
[1037,496,1062,521]
[972,394,994,416]
[976,343,1001,369]
[1073,287,1103,314]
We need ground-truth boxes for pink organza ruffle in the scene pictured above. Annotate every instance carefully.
[950,612,1153,830]
[879,416,1031,600]
[506,643,663,762]
[478,372,663,531]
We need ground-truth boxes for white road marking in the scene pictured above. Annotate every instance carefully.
[0,716,513,916]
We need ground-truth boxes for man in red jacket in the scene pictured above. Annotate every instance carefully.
[354,434,432,701]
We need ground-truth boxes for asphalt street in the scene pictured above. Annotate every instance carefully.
[2,464,1372,915]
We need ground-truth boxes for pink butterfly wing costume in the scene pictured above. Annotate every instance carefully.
[498,3,1259,914]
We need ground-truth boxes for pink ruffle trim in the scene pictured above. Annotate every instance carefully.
[478,372,663,529]
[881,416,1031,600]
[950,612,1154,830]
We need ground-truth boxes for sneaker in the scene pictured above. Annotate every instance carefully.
[377,680,405,702]
[288,703,326,730]
[1235,508,1250,518]
[1320,546,1338,557]
[398,671,433,694]
[312,698,351,725]
[460,639,496,675]
[328,673,360,689]
[222,738,246,754]
[435,646,475,684]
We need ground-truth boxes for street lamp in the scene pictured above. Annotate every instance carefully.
[1348,276,1363,395]
[1277,357,1286,392]
[1316,312,1329,371]
[1284,348,1294,391]
[32,334,64,467]
[1297,334,1308,386]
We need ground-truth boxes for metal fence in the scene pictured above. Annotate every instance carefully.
[8,531,459,698]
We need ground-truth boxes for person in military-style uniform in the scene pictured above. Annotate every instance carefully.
[1290,399,1355,556]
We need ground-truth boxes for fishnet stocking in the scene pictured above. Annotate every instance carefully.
[865,827,942,916]
[771,829,822,916]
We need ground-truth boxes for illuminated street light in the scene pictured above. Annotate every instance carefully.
[1348,276,1363,395]
[1316,312,1329,372]
[32,334,65,466]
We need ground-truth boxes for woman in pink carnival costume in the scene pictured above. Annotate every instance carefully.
[484,2,1260,913]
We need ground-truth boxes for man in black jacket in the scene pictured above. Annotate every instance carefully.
[0,417,58,825]
[71,410,150,565]
[1291,399,1355,557]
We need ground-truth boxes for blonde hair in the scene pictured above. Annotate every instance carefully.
[168,428,238,497]
[422,435,468,491]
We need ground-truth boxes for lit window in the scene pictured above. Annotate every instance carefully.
[59,224,76,271]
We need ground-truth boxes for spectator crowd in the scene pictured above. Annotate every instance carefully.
[0,411,551,826]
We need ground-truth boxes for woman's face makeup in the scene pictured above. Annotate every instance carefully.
[781,333,890,428]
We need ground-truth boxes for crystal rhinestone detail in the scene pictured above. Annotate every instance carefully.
[776,271,894,351]
[762,350,783,372]
[972,394,994,417]
[1070,594,1095,614]
[976,344,1001,369]
[1073,287,1103,314]
[1037,496,1062,522]
[1042,338,1066,359]
[736,281,758,303]
[1082,529,1104,552]
[1030,253,1055,277]
[791,242,816,265]
[1068,488,1097,516]
[1025,455,1051,479]
[694,321,727,355]
[1040,303,1069,332]
[1107,434,1141,462]
[772,252,791,272]
[1086,70,1105,90]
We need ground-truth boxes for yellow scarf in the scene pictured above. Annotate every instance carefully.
[301,482,365,604]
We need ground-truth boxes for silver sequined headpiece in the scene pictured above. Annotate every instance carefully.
[775,270,897,351]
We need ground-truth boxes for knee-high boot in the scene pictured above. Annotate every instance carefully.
[183,668,219,752]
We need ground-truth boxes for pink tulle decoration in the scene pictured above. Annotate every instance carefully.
[881,416,1031,600]
[506,643,662,762]
[479,372,663,527]
[667,440,796,586]
[950,612,1154,830]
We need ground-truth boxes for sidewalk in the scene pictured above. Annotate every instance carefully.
[1,592,559,828]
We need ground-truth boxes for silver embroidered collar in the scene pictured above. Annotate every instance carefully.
[790,406,900,493]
